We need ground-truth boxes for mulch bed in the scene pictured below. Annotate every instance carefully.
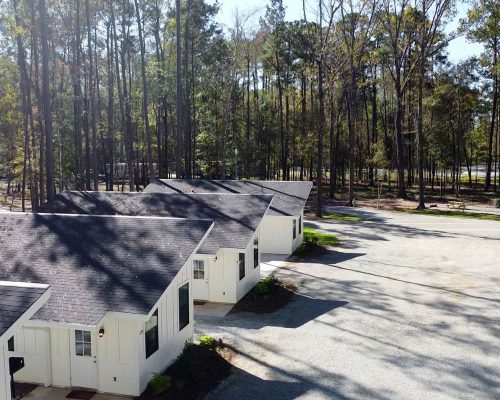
[290,243,329,260]
[230,280,296,314]
[139,343,233,400]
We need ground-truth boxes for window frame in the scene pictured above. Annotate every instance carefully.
[145,309,159,359]
[253,245,259,269]
[293,219,297,239]
[75,330,92,357]
[7,336,14,352]
[193,259,205,280]
[178,283,190,331]
[239,253,246,280]
[299,215,302,234]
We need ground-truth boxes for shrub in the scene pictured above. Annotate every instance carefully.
[295,228,337,255]
[149,373,172,396]
[254,275,279,295]
[199,335,216,348]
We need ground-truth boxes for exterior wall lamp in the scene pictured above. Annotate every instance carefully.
[99,327,105,337]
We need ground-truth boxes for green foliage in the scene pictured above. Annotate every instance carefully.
[296,228,338,254]
[322,212,366,222]
[199,335,217,348]
[254,275,279,295]
[401,209,500,221]
[148,373,172,396]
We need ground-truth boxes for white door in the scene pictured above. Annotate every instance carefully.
[193,259,209,300]
[70,329,98,389]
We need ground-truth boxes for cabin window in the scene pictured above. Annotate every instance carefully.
[299,216,302,234]
[193,259,205,280]
[253,237,259,268]
[75,330,92,357]
[145,309,159,358]
[293,219,297,239]
[239,253,246,280]
[179,283,190,331]
[7,337,14,352]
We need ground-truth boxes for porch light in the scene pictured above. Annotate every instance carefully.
[99,327,105,337]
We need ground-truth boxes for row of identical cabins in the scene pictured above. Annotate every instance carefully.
[0,180,312,399]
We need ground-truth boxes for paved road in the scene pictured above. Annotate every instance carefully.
[195,208,500,400]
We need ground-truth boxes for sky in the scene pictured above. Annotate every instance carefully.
[212,0,485,64]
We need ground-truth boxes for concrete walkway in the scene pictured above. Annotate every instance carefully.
[196,208,500,400]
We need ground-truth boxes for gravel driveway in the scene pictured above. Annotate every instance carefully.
[195,208,500,400]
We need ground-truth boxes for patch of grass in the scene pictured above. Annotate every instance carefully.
[295,228,338,256]
[401,209,500,221]
[139,341,232,400]
[322,212,367,222]
[148,374,172,396]
[304,227,338,246]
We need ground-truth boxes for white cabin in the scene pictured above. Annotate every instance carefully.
[0,213,213,397]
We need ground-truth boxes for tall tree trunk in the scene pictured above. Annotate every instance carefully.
[348,67,356,207]
[153,0,165,178]
[134,0,154,180]
[276,55,286,181]
[485,42,498,191]
[39,0,55,201]
[316,0,324,217]
[417,46,425,209]
[14,0,34,212]
[106,19,115,191]
[30,0,45,204]
[73,0,84,189]
[85,0,98,190]
[329,94,335,199]
[395,76,407,199]
[175,0,183,178]
[183,0,192,179]
[120,0,135,190]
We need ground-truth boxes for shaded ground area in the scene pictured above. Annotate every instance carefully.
[196,208,500,400]
[230,276,297,314]
[139,343,233,400]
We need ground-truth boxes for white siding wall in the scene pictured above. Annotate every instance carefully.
[0,345,9,400]
[207,251,236,303]
[50,328,70,388]
[260,216,293,254]
[138,260,194,395]
[9,259,195,397]
[235,233,261,303]
[10,327,51,386]
[260,214,304,255]
[291,211,304,253]
[12,322,141,396]
[96,318,140,395]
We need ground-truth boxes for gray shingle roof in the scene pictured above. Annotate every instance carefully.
[144,180,312,217]
[0,213,213,326]
[39,192,272,254]
[0,283,49,339]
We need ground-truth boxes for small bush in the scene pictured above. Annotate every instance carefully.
[199,335,216,348]
[254,275,279,295]
[149,373,172,396]
[295,228,337,255]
